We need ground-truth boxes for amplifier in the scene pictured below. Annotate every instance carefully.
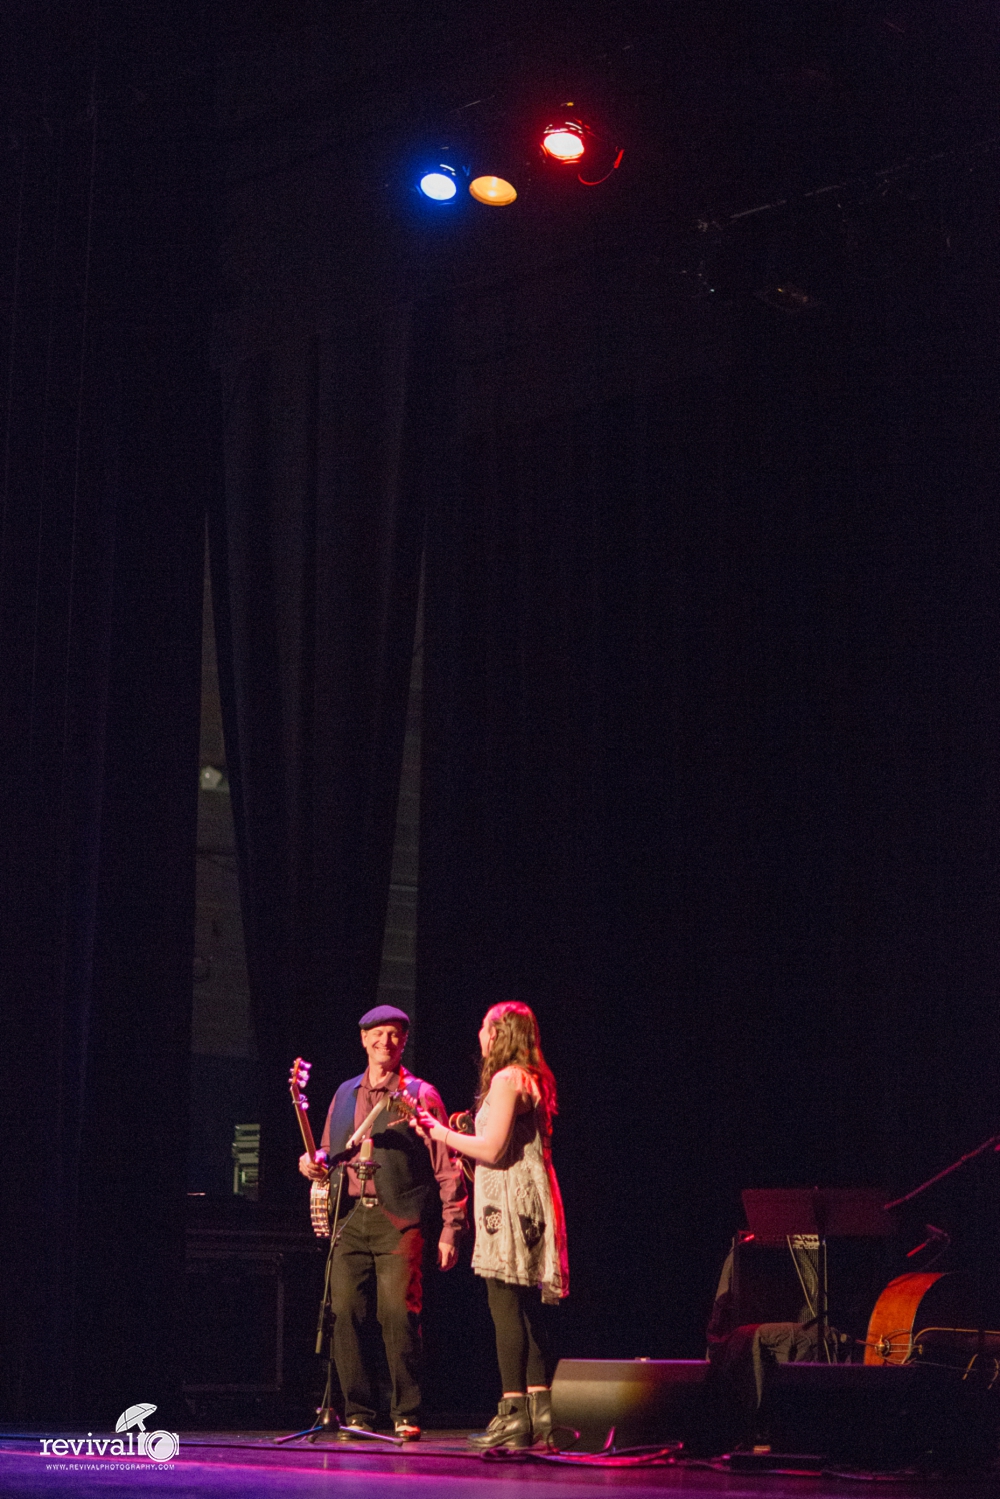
[732,1233,815,1325]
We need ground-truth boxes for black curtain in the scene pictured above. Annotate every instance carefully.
[0,1,213,1423]
[418,192,1000,1367]
[6,0,997,1428]
[208,3,1000,1403]
[211,305,443,1200]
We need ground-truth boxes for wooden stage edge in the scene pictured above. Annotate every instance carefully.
[0,1430,998,1498]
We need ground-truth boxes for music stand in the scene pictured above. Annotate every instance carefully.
[741,1189,895,1359]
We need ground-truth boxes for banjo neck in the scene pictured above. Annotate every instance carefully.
[289,1057,320,1159]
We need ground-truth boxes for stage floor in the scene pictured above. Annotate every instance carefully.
[1,1432,998,1498]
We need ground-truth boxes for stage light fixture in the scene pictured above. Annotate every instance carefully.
[542,122,586,162]
[419,166,458,202]
[469,175,517,206]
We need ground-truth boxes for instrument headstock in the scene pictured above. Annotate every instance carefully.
[289,1057,311,1105]
[289,1059,319,1155]
[388,1087,419,1122]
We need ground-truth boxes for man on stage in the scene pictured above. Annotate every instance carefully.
[299,1004,466,1441]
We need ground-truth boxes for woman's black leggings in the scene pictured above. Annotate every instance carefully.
[485,1278,554,1393]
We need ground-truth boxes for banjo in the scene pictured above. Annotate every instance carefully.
[289,1058,333,1237]
[288,1057,421,1238]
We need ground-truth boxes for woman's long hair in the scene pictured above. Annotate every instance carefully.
[478,1002,558,1136]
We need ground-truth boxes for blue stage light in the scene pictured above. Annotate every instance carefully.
[419,167,458,202]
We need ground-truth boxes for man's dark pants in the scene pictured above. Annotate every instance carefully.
[329,1203,424,1423]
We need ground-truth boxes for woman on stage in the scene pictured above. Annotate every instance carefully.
[412,1001,569,1449]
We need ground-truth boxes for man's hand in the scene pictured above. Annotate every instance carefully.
[299,1150,329,1181]
[437,1238,458,1271]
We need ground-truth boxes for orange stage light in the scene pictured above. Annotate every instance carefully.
[469,175,517,206]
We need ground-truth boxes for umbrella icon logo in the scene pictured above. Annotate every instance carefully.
[116,1404,157,1433]
[115,1404,179,1463]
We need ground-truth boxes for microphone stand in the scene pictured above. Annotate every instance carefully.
[276,1145,403,1447]
[882,1133,1000,1212]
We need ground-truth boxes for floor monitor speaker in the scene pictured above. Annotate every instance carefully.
[550,1359,715,1453]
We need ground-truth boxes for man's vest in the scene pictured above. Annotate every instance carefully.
[324,1071,438,1226]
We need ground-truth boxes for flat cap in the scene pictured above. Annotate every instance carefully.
[358,1004,410,1030]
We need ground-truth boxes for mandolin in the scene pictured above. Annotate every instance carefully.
[449,1110,476,1182]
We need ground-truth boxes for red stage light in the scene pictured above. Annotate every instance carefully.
[542,123,585,162]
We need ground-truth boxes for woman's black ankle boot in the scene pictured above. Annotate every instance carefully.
[528,1387,552,1445]
[467,1396,532,1450]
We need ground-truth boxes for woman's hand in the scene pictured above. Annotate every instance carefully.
[409,1105,446,1143]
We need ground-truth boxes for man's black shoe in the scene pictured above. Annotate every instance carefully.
[337,1417,374,1440]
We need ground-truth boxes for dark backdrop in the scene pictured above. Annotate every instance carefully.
[210,304,444,1203]
[417,223,1000,1379]
[3,0,1000,1424]
[0,0,214,1423]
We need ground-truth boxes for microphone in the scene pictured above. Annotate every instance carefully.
[906,1223,950,1258]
